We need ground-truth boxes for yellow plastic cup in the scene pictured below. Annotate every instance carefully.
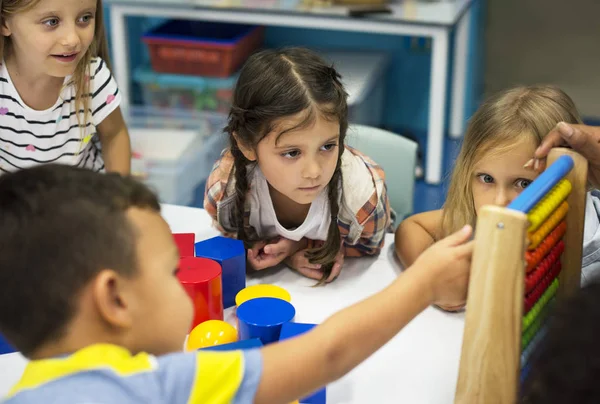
[235,284,292,307]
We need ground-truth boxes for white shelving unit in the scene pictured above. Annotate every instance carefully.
[105,0,474,184]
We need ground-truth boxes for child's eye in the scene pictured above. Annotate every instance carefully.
[515,179,532,189]
[477,173,494,184]
[78,14,94,24]
[281,150,300,159]
[43,18,59,27]
[321,143,338,152]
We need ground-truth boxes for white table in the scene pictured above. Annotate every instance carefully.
[0,204,466,403]
[105,0,474,184]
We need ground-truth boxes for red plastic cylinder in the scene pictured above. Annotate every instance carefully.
[177,257,223,330]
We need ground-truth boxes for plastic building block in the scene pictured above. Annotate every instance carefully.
[177,257,224,329]
[237,297,296,345]
[200,338,263,352]
[279,322,325,404]
[186,320,238,350]
[0,332,15,355]
[195,236,246,308]
[236,284,291,306]
[280,322,317,340]
[173,233,195,257]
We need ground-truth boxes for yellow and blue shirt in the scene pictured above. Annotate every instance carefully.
[2,344,262,404]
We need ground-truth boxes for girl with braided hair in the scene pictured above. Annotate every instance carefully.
[204,47,393,283]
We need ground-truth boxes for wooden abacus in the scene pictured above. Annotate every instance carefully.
[454,148,588,404]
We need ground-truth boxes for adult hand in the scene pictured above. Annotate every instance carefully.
[525,122,600,188]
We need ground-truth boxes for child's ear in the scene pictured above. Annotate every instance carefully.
[233,132,257,162]
[92,270,134,329]
[1,19,12,37]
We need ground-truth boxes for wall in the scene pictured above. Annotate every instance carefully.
[484,0,600,118]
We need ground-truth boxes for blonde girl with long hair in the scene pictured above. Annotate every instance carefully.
[0,0,130,174]
[395,85,600,309]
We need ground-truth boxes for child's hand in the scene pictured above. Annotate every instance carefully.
[247,237,306,270]
[411,225,474,308]
[285,244,344,282]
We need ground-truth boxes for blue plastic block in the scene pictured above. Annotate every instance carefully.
[237,298,296,345]
[279,322,317,340]
[300,388,326,404]
[200,338,263,352]
[0,332,16,355]
[279,323,325,404]
[195,236,246,308]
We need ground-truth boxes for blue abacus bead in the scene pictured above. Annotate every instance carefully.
[237,297,296,345]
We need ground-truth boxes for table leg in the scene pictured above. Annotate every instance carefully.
[110,5,131,114]
[449,6,472,139]
[425,28,449,184]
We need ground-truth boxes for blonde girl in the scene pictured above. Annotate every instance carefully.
[395,85,588,309]
[0,0,130,174]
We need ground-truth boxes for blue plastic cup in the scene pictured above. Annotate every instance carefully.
[236,297,296,344]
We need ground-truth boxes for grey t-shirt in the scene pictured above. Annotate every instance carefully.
[582,190,600,285]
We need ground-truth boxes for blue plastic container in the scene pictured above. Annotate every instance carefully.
[237,297,296,345]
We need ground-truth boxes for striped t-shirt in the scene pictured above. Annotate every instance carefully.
[0,57,120,174]
[3,344,263,404]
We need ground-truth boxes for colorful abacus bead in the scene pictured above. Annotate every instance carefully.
[525,241,564,294]
[528,201,569,250]
[527,179,571,233]
[525,221,566,273]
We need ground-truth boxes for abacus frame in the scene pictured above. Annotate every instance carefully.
[454,148,588,404]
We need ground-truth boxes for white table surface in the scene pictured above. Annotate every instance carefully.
[0,204,466,403]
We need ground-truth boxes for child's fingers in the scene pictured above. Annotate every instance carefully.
[454,240,475,257]
[440,225,473,247]
[263,238,292,256]
[249,240,267,256]
[326,263,342,283]
[326,251,344,282]
[296,266,324,280]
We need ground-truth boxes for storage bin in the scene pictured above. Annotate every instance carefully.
[125,106,228,206]
[321,51,390,127]
[133,65,237,114]
[142,20,264,77]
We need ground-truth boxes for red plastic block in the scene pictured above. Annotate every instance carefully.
[173,233,195,258]
[177,257,224,330]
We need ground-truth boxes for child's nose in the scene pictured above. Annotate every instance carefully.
[61,26,81,48]
[494,189,511,207]
[302,158,321,179]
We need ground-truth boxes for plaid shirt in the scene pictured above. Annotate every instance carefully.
[204,146,393,257]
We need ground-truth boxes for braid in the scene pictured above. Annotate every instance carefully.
[226,112,253,248]
[305,152,343,284]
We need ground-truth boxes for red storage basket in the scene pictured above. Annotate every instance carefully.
[142,20,264,78]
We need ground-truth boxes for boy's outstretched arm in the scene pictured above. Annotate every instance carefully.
[254,225,474,404]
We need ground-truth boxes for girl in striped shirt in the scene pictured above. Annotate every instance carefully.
[204,48,393,284]
[0,0,130,175]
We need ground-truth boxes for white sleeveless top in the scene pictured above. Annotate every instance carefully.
[247,167,332,241]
